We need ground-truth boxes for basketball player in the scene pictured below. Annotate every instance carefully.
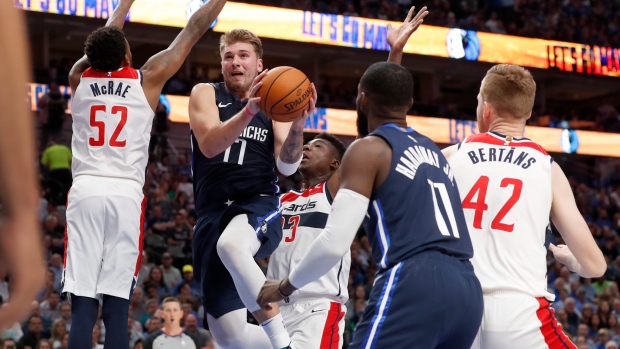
[258,62,483,349]
[0,0,45,330]
[266,133,349,348]
[63,0,227,347]
[442,64,606,349]
[188,29,317,349]
[263,9,428,346]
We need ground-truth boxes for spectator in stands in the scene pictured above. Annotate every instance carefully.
[39,291,60,320]
[92,323,103,349]
[128,317,143,348]
[37,84,68,148]
[49,319,65,349]
[129,287,146,322]
[144,266,172,299]
[184,314,212,348]
[58,303,71,332]
[137,252,154,287]
[606,341,619,349]
[565,297,581,336]
[40,140,72,204]
[140,300,159,328]
[35,339,52,349]
[160,253,181,288]
[577,323,597,349]
[42,216,63,256]
[57,333,68,349]
[599,329,613,349]
[174,265,200,299]
[48,255,62,292]
[166,215,191,261]
[17,315,44,349]
[2,338,17,349]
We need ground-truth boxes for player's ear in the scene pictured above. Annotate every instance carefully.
[257,58,263,73]
[407,97,414,111]
[330,159,340,171]
[483,101,491,121]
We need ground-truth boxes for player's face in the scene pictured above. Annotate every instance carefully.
[221,41,263,94]
[299,139,337,175]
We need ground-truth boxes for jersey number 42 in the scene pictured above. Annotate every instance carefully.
[462,176,523,233]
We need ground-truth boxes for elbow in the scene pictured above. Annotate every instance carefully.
[591,260,607,278]
[197,140,217,159]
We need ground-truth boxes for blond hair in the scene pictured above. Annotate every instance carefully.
[219,29,263,59]
[161,297,180,309]
[480,64,536,119]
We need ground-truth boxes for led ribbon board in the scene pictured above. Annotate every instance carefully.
[27,83,620,157]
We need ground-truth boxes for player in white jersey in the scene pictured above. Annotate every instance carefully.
[442,64,606,349]
[267,133,349,349]
[62,0,227,348]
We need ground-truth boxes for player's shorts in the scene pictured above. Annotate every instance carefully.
[62,176,146,300]
[279,298,346,349]
[349,251,483,349]
[470,292,575,349]
[192,194,282,319]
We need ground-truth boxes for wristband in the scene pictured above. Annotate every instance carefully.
[245,106,257,117]
[278,280,291,304]
[276,155,302,176]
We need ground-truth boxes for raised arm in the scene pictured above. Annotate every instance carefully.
[69,0,135,92]
[0,0,45,329]
[386,6,428,65]
[550,161,606,278]
[257,137,389,307]
[141,0,227,108]
[273,83,317,176]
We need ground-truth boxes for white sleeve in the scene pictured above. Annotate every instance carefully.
[288,188,369,289]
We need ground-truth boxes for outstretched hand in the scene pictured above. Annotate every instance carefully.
[387,6,429,50]
[247,69,269,116]
[292,83,317,128]
[257,280,284,310]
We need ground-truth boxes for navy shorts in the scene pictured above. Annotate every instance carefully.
[350,251,483,349]
[192,195,282,320]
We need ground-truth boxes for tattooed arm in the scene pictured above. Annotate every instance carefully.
[273,83,318,176]
[141,0,227,110]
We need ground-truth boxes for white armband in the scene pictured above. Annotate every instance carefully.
[277,155,302,176]
[289,189,369,289]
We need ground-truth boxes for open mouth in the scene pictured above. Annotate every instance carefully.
[231,71,244,77]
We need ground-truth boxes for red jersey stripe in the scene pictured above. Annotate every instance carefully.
[82,67,139,79]
[465,133,549,156]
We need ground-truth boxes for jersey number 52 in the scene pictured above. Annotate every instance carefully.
[89,105,127,147]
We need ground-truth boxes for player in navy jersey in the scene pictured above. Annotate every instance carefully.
[258,61,483,349]
[188,29,317,349]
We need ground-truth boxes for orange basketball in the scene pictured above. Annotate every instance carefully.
[256,66,313,122]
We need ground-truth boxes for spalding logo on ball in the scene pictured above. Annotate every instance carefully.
[256,66,313,123]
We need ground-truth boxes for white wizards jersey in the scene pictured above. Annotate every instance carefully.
[268,182,350,303]
[70,67,153,186]
[449,132,554,300]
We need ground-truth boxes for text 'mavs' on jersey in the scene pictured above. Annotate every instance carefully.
[363,124,473,272]
[267,182,350,303]
[449,132,554,300]
[70,67,154,186]
[190,83,279,214]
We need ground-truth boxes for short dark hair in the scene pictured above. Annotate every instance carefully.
[314,133,346,161]
[360,62,413,108]
[84,26,127,72]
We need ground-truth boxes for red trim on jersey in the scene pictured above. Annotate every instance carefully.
[63,189,71,268]
[134,196,147,277]
[465,133,549,156]
[82,67,139,79]
[281,182,325,204]
[320,302,344,349]
[536,298,577,349]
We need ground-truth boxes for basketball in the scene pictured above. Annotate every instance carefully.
[256,66,313,122]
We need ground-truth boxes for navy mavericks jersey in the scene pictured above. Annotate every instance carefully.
[191,82,279,214]
[362,124,473,271]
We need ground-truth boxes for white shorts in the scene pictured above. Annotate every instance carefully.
[279,298,346,349]
[471,292,576,349]
[62,176,145,300]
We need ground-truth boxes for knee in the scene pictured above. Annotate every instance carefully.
[216,233,245,263]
